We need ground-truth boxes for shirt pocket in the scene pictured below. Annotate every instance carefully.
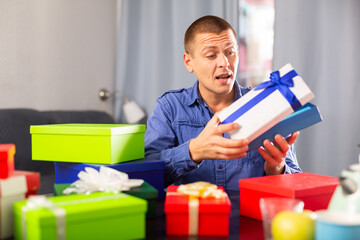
[173,121,206,144]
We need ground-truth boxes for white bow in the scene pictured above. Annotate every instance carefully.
[22,195,66,240]
[25,195,55,209]
[63,166,144,195]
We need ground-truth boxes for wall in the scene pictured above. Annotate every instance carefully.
[0,0,117,116]
[274,0,360,176]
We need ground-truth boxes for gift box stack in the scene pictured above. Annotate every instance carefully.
[20,123,165,239]
[31,124,165,199]
[0,144,40,239]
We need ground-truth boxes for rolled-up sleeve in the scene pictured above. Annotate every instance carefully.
[283,144,302,174]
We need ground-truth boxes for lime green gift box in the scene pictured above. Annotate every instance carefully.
[54,181,158,218]
[30,124,146,164]
[13,192,147,240]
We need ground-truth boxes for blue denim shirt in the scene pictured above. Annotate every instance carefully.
[145,81,301,190]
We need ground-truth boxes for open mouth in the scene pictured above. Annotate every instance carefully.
[216,73,232,80]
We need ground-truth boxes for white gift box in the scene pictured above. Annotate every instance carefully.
[0,175,27,239]
[218,63,315,141]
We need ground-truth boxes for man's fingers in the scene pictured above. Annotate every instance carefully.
[217,137,249,148]
[208,139,249,159]
[215,122,240,135]
[274,135,290,154]
[198,113,250,161]
[257,146,274,163]
[263,139,286,162]
[211,113,241,134]
[286,131,299,145]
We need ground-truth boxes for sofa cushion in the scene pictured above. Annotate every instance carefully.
[0,108,114,194]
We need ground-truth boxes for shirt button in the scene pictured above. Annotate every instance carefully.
[218,164,223,169]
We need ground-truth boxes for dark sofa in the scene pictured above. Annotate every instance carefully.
[0,108,115,194]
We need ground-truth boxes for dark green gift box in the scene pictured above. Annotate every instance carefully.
[54,181,158,218]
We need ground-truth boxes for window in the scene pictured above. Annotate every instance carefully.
[238,0,275,87]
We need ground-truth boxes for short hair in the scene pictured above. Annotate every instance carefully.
[184,15,237,55]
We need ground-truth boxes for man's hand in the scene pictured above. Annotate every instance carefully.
[257,132,299,175]
[189,114,249,163]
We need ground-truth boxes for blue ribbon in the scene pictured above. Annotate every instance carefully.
[222,70,302,124]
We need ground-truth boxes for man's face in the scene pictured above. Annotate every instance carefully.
[183,29,239,98]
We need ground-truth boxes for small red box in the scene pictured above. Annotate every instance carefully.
[165,185,231,236]
[239,172,339,220]
[0,144,15,179]
[11,170,40,197]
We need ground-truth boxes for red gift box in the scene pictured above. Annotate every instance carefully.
[165,185,231,236]
[11,170,40,197]
[239,172,339,220]
[0,144,15,179]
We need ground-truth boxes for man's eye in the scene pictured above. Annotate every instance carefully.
[206,54,215,59]
[227,51,234,56]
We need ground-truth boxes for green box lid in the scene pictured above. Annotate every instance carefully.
[30,124,146,136]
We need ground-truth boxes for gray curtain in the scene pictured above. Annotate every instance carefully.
[273,0,360,177]
[114,0,239,123]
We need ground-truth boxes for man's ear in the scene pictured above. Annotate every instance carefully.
[183,52,194,73]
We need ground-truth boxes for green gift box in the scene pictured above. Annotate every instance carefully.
[14,192,147,240]
[54,181,158,218]
[30,124,146,164]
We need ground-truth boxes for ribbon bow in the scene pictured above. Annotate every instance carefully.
[22,196,66,240]
[25,195,56,209]
[256,70,294,89]
[177,181,226,199]
[222,69,302,124]
[175,182,227,235]
[63,166,144,195]
[254,69,301,111]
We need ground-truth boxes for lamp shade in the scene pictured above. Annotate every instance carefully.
[123,100,146,124]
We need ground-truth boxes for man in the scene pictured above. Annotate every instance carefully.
[145,15,301,190]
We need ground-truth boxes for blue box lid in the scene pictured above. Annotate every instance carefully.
[54,158,165,173]
[248,103,322,151]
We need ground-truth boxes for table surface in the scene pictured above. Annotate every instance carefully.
[146,190,265,240]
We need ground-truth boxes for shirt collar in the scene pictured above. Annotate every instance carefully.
[186,80,243,106]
